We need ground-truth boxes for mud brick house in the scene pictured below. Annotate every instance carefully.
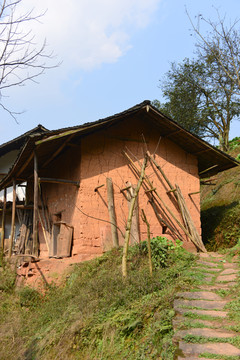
[0,101,238,259]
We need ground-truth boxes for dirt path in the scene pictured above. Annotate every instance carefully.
[173,252,240,359]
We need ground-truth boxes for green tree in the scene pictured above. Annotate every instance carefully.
[153,55,240,152]
[153,12,240,152]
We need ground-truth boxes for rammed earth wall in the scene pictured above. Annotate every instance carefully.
[38,115,200,258]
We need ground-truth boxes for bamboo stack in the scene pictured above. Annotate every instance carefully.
[147,152,206,252]
[123,150,207,252]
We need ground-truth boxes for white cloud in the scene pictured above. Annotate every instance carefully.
[18,0,161,71]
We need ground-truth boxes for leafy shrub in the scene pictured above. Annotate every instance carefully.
[141,236,183,268]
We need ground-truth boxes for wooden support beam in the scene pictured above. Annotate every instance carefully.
[166,188,177,194]
[16,152,34,177]
[164,129,182,138]
[188,191,201,196]
[106,178,119,248]
[32,152,39,257]
[68,142,81,148]
[0,188,6,251]
[94,184,104,192]
[120,185,131,193]
[39,177,80,187]
[199,164,218,175]
[9,181,16,257]
[193,148,211,155]
[145,188,156,193]
[16,205,35,209]
[42,134,75,168]
[35,129,81,145]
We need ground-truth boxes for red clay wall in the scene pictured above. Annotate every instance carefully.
[39,115,200,258]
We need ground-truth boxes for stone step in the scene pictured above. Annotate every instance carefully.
[197,282,237,290]
[174,307,228,318]
[174,327,237,339]
[197,260,220,268]
[223,262,239,269]
[220,268,239,275]
[199,252,224,259]
[216,274,238,282]
[174,299,228,310]
[172,317,233,330]
[179,341,240,357]
[175,291,222,301]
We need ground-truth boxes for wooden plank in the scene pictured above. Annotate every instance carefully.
[39,177,80,187]
[8,180,16,257]
[0,188,6,250]
[57,223,73,258]
[32,152,39,257]
[106,178,119,248]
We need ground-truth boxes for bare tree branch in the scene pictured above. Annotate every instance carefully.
[0,0,59,122]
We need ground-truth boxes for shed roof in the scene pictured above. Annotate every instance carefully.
[0,100,239,189]
[0,124,48,157]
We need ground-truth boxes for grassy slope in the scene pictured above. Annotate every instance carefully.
[0,246,196,360]
[201,137,240,251]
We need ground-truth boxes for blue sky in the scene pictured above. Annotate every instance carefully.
[0,0,239,144]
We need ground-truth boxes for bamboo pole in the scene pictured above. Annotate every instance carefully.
[9,181,16,257]
[0,188,6,251]
[149,199,186,243]
[32,152,39,257]
[106,178,119,248]
[147,151,175,190]
[141,209,153,277]
[122,155,147,278]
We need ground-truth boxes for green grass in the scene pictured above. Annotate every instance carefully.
[183,334,240,349]
[0,244,197,360]
[200,353,240,360]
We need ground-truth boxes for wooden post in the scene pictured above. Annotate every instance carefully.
[125,182,140,245]
[33,152,39,257]
[1,188,6,251]
[9,181,16,257]
[106,178,119,248]
[122,155,147,279]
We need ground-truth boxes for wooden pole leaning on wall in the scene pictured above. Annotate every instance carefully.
[33,152,39,257]
[106,178,119,248]
[9,181,16,257]
[0,188,6,251]
[122,155,147,279]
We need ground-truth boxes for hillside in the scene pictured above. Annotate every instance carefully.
[0,243,196,360]
[201,137,240,251]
